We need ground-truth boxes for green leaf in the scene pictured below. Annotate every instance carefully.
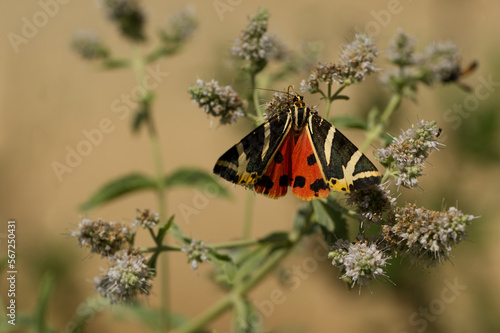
[234,299,260,333]
[35,272,55,333]
[207,251,237,285]
[321,196,349,243]
[331,115,367,130]
[312,199,335,233]
[233,246,269,285]
[293,203,313,234]
[257,231,290,245]
[169,221,187,243]
[163,168,230,198]
[80,173,157,211]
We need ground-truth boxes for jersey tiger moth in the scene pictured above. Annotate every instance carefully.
[213,90,381,200]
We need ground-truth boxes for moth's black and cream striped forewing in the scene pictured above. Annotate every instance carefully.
[306,114,381,192]
[213,113,292,186]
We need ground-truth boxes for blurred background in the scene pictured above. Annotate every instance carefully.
[1,0,500,332]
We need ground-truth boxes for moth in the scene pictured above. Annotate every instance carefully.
[213,91,381,200]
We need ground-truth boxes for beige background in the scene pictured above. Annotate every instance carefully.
[1,0,500,332]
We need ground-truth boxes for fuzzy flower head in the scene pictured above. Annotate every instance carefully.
[160,7,198,44]
[182,239,209,270]
[72,218,131,257]
[346,183,396,224]
[300,62,344,93]
[329,239,390,288]
[301,34,377,93]
[71,31,109,60]
[377,120,442,189]
[387,29,417,67]
[189,79,246,125]
[102,0,146,42]
[132,209,159,229]
[419,41,461,84]
[232,8,287,73]
[339,33,378,84]
[382,204,476,266]
[95,249,153,303]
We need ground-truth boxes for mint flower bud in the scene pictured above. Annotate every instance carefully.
[300,62,344,93]
[329,239,390,288]
[189,79,246,125]
[386,29,417,67]
[132,209,159,229]
[72,218,131,257]
[71,31,109,60]
[160,7,198,44]
[182,239,209,270]
[382,205,477,266]
[95,249,153,303]
[377,120,442,188]
[102,0,145,42]
[419,41,461,84]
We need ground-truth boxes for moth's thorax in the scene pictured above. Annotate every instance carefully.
[290,105,311,131]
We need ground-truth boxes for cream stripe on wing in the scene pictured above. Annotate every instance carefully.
[342,150,362,184]
[261,121,271,160]
[324,126,336,166]
[236,142,249,172]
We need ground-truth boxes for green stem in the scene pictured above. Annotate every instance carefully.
[212,238,259,250]
[141,245,182,253]
[250,73,264,124]
[172,218,312,333]
[242,192,254,239]
[132,46,170,331]
[360,93,402,152]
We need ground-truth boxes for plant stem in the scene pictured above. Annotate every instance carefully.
[132,46,171,331]
[172,221,310,333]
[360,93,402,152]
[212,238,259,250]
[242,192,254,239]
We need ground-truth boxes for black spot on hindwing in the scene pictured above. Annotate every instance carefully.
[293,176,306,188]
[279,175,289,187]
[307,153,316,166]
[309,178,328,195]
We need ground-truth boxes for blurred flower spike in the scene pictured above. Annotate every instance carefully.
[102,0,146,42]
[72,31,109,60]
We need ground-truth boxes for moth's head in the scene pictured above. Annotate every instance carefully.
[291,93,305,108]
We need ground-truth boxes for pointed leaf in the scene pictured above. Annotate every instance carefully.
[164,168,230,198]
[80,173,157,211]
[331,115,367,130]
[207,251,237,285]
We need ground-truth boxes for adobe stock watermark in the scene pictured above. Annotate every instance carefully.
[213,0,244,21]
[51,65,169,182]
[353,0,414,37]
[401,277,467,333]
[7,0,73,54]
[440,74,499,139]
[241,238,330,327]
[177,183,223,224]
